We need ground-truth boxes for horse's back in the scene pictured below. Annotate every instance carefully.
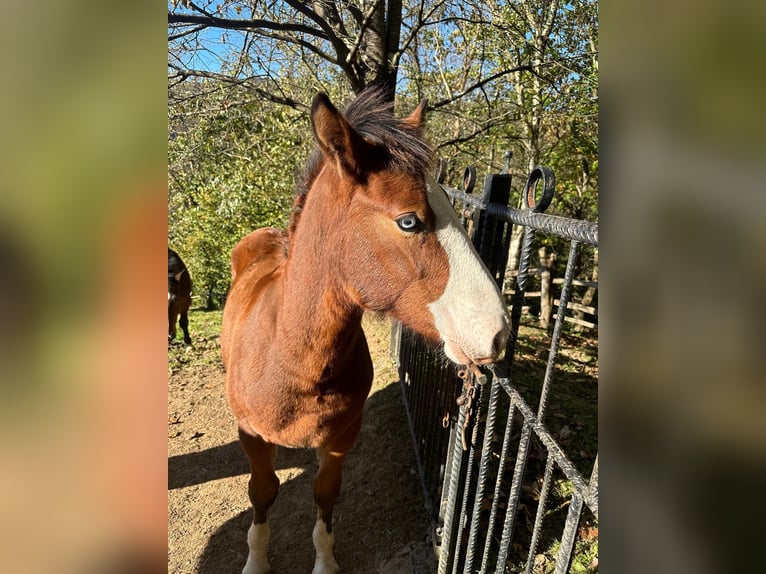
[222,228,286,369]
[230,228,287,282]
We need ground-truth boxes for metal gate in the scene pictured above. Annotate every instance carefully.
[393,164,599,573]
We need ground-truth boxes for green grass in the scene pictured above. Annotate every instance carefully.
[168,308,224,374]
[538,525,598,574]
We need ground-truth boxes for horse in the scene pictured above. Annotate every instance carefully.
[221,86,510,574]
[168,247,192,345]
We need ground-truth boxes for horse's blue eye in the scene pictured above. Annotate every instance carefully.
[396,214,421,232]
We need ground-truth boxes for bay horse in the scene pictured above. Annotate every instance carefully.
[168,247,192,345]
[221,86,510,574]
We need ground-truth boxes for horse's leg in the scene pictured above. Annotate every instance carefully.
[311,418,362,574]
[179,306,191,345]
[168,303,178,343]
[239,428,279,574]
[312,447,345,574]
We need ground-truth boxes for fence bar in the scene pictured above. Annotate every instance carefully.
[479,399,516,574]
[537,241,580,419]
[438,394,470,574]
[470,175,512,285]
[524,455,555,574]
[588,455,599,517]
[553,492,585,574]
[412,347,428,453]
[463,378,503,572]
[492,206,540,573]
[503,221,537,372]
[451,377,485,574]
[494,422,533,572]
[487,204,598,246]
[442,186,598,246]
[499,382,597,515]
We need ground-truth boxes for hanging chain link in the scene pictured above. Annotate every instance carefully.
[455,364,487,450]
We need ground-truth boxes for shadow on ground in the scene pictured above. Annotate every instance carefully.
[170,380,436,574]
[169,440,248,490]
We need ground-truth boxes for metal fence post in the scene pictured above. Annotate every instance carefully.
[472,174,512,286]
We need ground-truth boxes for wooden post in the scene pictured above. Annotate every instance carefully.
[575,249,598,332]
[539,247,556,329]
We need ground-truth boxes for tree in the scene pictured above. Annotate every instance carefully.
[167,1,599,303]
[169,0,412,103]
[482,0,598,274]
[169,1,539,111]
[168,82,305,307]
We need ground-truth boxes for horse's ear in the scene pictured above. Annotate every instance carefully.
[402,98,428,133]
[310,93,371,177]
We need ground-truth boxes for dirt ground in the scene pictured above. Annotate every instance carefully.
[168,312,437,574]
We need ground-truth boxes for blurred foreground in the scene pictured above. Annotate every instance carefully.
[0,1,763,573]
[0,3,166,573]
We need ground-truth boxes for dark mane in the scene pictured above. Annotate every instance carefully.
[288,86,433,237]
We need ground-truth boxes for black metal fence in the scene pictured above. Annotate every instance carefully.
[393,165,598,573]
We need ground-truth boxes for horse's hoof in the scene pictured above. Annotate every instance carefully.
[242,561,271,574]
[311,559,340,574]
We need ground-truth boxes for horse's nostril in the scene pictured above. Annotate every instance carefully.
[492,327,509,357]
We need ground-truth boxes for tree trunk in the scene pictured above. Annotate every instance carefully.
[359,0,401,99]
[504,0,559,283]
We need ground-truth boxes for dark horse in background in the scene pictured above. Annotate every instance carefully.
[222,86,509,574]
[168,247,192,345]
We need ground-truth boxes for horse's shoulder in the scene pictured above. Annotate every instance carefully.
[231,228,287,281]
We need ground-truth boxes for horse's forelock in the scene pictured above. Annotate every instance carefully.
[342,86,433,177]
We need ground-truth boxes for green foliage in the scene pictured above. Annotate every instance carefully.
[570,536,599,574]
[393,1,598,229]
[168,83,312,307]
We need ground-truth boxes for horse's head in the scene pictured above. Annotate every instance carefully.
[304,88,509,366]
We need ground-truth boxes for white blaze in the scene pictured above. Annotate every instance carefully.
[425,174,510,365]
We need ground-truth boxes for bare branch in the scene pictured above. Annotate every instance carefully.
[249,29,337,63]
[168,12,328,39]
[187,2,215,19]
[435,123,521,150]
[168,24,205,42]
[430,65,533,109]
[312,1,350,39]
[167,64,307,110]
[281,0,344,50]
[398,0,449,56]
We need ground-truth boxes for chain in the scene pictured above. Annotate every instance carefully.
[455,364,487,450]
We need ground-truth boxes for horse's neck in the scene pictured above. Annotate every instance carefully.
[273,231,363,385]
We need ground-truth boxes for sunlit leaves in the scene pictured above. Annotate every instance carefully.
[168,81,309,307]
